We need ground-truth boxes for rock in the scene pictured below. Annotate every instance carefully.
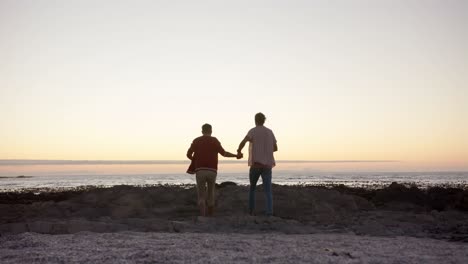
[389,182,406,190]
[171,221,188,233]
[27,221,54,234]
[111,206,136,218]
[0,223,28,234]
[146,219,172,232]
[427,187,463,211]
[372,183,426,208]
[66,219,128,233]
[458,190,468,211]
[353,220,390,236]
[79,192,100,204]
[352,196,375,210]
[2,184,468,236]
[217,181,238,188]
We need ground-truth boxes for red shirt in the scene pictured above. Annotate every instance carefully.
[187,136,226,173]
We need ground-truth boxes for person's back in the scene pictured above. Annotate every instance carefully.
[190,135,223,172]
[247,125,276,168]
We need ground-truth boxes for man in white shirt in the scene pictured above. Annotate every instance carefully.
[237,113,278,216]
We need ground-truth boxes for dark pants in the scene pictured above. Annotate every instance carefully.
[249,167,273,215]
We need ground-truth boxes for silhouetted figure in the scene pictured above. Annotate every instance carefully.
[237,113,278,216]
[187,123,241,217]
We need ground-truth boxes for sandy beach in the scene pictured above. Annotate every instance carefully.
[1,183,468,263]
[2,232,468,263]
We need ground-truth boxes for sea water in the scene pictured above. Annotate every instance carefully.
[0,160,467,191]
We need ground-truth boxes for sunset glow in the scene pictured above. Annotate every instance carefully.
[1,0,467,171]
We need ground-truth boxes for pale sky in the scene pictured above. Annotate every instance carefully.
[1,0,467,170]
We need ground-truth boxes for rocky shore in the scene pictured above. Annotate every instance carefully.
[1,183,468,263]
[0,182,467,241]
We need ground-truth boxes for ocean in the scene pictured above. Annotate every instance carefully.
[0,160,467,191]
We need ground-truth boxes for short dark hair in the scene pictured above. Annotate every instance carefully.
[202,123,212,133]
[255,112,266,125]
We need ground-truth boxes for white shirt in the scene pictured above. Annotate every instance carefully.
[246,125,277,167]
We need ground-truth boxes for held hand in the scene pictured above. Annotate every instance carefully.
[236,152,243,159]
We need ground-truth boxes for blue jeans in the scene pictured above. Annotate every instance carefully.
[249,167,273,216]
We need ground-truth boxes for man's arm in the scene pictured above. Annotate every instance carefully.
[272,131,278,152]
[237,136,249,154]
[186,149,194,160]
[221,151,238,158]
[218,140,242,159]
[186,143,194,160]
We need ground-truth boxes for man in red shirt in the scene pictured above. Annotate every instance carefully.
[186,123,240,217]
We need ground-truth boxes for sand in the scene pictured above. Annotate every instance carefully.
[1,232,468,263]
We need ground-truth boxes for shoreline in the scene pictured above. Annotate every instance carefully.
[1,180,467,194]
